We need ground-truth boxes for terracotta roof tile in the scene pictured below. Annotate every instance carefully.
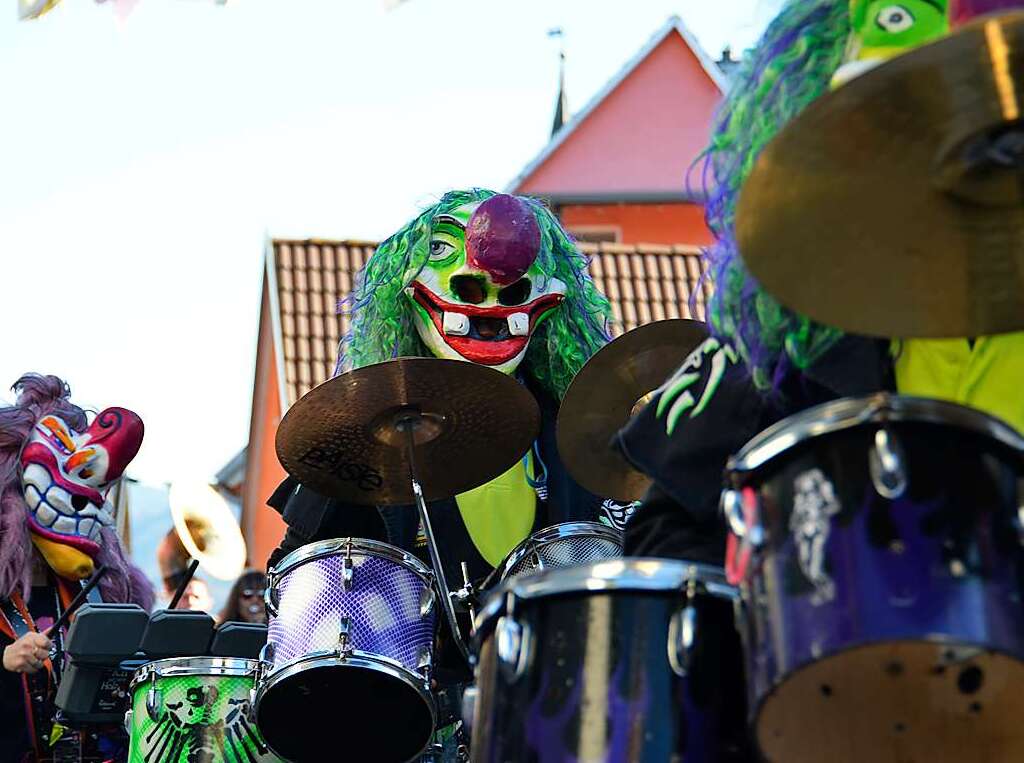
[270,239,709,406]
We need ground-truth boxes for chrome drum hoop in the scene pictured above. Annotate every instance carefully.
[475,557,736,638]
[727,393,1024,478]
[497,521,624,582]
[129,657,258,693]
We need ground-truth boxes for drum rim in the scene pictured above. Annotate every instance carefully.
[253,652,437,760]
[474,557,736,636]
[268,536,435,583]
[728,393,1024,476]
[495,521,624,581]
[129,656,258,692]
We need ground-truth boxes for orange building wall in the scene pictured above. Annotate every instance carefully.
[242,277,287,570]
[561,202,712,246]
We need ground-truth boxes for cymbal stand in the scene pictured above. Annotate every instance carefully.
[399,417,470,662]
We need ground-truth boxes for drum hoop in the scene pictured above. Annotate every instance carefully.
[497,521,624,579]
[129,657,258,692]
[474,557,736,635]
[727,393,1024,477]
[268,536,435,584]
[253,652,436,732]
[263,647,422,681]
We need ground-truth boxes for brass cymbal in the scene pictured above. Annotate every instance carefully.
[737,12,1024,339]
[556,319,708,502]
[276,357,541,505]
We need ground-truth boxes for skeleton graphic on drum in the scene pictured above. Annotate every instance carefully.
[127,658,280,763]
[789,468,841,604]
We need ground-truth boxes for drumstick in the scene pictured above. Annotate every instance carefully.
[168,559,200,610]
[46,565,108,637]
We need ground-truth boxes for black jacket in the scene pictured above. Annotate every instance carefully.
[616,336,894,562]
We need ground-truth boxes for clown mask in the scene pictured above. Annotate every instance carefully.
[832,1,950,87]
[405,194,567,374]
[20,408,144,580]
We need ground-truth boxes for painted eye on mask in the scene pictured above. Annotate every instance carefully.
[875,5,915,33]
[428,239,457,262]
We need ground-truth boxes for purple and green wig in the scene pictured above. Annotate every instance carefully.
[335,189,612,401]
[698,0,853,389]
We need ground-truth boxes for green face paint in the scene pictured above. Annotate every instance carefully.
[833,0,950,86]
[128,659,281,763]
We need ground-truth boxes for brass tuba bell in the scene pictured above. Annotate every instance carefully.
[166,482,247,581]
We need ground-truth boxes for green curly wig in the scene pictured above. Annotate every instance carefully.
[335,189,612,401]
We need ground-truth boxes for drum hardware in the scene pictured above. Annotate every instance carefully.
[556,319,709,501]
[735,12,1024,338]
[419,585,436,617]
[338,615,353,656]
[869,427,909,499]
[667,578,700,678]
[451,561,477,627]
[342,541,355,590]
[494,613,531,684]
[144,671,161,722]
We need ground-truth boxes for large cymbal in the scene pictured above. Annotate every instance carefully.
[557,319,708,502]
[737,12,1024,339]
[276,357,541,505]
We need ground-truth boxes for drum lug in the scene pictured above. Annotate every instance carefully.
[265,584,280,619]
[145,672,162,722]
[420,586,436,617]
[342,541,355,591]
[668,581,699,678]
[495,615,531,683]
[460,685,477,733]
[123,709,133,736]
[721,489,765,547]
[338,615,353,656]
[869,427,908,499]
[417,645,433,676]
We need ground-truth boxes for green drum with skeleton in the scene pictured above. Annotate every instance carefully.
[126,657,281,762]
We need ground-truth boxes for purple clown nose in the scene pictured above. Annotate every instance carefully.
[465,194,541,285]
[952,0,1024,24]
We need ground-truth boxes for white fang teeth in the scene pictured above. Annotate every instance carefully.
[507,313,530,337]
[443,312,470,336]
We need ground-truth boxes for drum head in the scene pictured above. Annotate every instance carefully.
[756,641,1024,762]
[256,659,434,762]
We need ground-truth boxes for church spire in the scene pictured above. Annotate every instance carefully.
[549,28,568,136]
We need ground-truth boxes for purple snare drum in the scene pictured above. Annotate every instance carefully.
[724,394,1024,762]
[255,538,438,762]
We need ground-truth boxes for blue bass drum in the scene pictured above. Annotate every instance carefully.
[724,394,1024,762]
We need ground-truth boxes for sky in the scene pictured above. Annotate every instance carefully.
[0,0,779,487]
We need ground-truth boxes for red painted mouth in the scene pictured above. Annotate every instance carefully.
[410,281,564,365]
[27,518,101,556]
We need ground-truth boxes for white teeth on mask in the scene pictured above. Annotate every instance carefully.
[24,485,41,512]
[79,518,99,541]
[443,311,470,336]
[52,516,77,535]
[22,464,50,493]
[507,313,530,337]
[34,500,58,528]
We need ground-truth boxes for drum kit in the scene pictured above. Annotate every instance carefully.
[109,8,1024,763]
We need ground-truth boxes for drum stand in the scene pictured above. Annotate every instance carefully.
[398,417,471,662]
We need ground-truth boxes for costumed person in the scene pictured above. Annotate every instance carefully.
[266,188,617,758]
[156,528,215,612]
[616,2,1024,758]
[0,374,153,762]
[217,569,267,624]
